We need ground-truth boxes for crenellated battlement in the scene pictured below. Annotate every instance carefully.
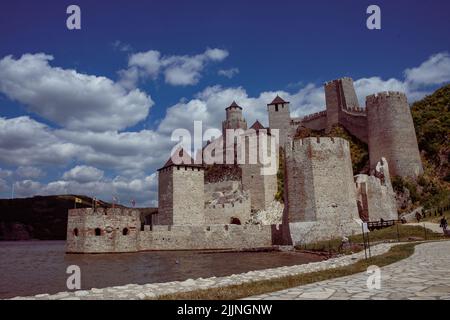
[366,91,407,105]
[289,136,349,151]
[324,77,353,87]
[204,196,249,210]
[148,223,266,233]
[68,207,140,217]
[300,110,327,122]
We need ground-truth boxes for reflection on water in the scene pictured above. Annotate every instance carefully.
[0,241,325,299]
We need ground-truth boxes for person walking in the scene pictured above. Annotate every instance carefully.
[440,216,448,231]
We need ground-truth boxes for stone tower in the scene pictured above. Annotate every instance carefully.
[284,137,362,244]
[366,92,423,178]
[222,101,247,134]
[267,96,291,148]
[157,149,205,226]
[324,77,360,131]
[240,121,278,212]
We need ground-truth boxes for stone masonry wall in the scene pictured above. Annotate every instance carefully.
[66,208,140,253]
[204,195,252,225]
[204,180,241,200]
[241,131,278,212]
[285,137,362,244]
[338,110,368,143]
[366,92,423,177]
[172,166,205,225]
[139,224,272,251]
[297,113,327,131]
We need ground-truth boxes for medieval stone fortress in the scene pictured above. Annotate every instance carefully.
[66,77,423,253]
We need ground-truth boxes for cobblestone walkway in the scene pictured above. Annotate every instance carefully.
[247,241,450,300]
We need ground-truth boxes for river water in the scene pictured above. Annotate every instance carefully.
[0,241,325,299]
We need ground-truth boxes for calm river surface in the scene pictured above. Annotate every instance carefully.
[0,241,325,299]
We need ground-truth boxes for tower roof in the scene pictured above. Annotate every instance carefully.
[250,120,265,130]
[157,148,203,171]
[268,95,288,105]
[226,100,242,110]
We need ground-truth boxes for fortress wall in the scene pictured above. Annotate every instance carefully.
[366,92,423,177]
[285,137,362,244]
[67,208,273,253]
[138,224,273,251]
[325,77,360,131]
[172,166,205,225]
[66,208,140,253]
[338,110,368,143]
[204,196,252,225]
[300,113,327,131]
[204,180,241,200]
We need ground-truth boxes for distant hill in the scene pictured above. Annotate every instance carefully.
[0,195,156,240]
[411,84,450,182]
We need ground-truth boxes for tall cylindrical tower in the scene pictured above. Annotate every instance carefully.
[366,91,423,178]
[222,101,247,134]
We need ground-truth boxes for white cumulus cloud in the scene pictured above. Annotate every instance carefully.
[120,48,229,88]
[218,68,239,79]
[0,53,154,131]
[62,165,104,183]
[405,52,450,87]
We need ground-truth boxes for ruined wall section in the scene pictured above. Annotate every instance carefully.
[366,92,423,177]
[204,195,252,225]
[66,208,140,253]
[355,157,397,222]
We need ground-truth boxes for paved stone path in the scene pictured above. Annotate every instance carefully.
[247,241,450,300]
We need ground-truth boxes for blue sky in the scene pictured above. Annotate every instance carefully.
[0,0,449,205]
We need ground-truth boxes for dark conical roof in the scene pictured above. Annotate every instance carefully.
[268,95,288,105]
[158,147,202,171]
[226,100,242,110]
[250,120,265,130]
